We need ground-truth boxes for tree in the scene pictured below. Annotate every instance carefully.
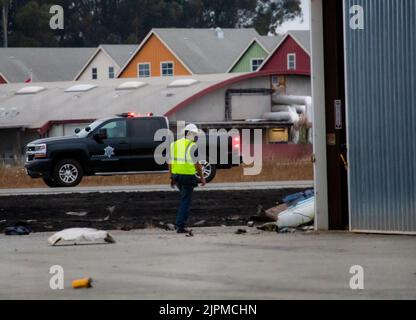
[9,1,58,46]
[0,0,10,47]
[254,0,302,34]
[1,0,303,47]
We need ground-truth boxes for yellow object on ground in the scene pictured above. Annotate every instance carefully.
[72,278,92,289]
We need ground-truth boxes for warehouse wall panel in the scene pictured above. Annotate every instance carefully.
[345,0,416,232]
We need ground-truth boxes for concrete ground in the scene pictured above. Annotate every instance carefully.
[0,227,415,300]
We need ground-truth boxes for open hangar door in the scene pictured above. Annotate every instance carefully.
[311,0,416,234]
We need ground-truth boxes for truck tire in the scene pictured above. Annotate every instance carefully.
[53,159,83,188]
[42,177,59,188]
[196,160,216,183]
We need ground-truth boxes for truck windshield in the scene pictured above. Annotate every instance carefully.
[76,119,107,138]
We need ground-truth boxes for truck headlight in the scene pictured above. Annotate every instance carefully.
[28,144,47,158]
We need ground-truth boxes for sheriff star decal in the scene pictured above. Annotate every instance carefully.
[104,146,115,158]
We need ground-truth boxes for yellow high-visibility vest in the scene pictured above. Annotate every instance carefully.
[170,138,197,175]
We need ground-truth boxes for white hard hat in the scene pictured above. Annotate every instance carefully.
[184,123,200,134]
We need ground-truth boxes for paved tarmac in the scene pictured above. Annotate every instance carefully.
[0,181,314,196]
[1,227,415,300]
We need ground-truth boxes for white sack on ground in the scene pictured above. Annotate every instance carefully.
[276,197,315,229]
[48,228,116,246]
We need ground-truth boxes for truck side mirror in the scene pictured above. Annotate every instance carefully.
[93,129,108,142]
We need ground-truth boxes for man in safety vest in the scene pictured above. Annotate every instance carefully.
[169,123,206,234]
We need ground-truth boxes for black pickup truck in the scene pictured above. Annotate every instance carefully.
[25,114,241,188]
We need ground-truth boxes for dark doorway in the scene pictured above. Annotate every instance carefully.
[322,0,349,230]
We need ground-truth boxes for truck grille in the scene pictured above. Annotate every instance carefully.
[26,146,35,162]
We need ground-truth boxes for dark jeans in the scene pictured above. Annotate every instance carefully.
[173,174,198,230]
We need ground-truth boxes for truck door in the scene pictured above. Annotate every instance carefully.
[129,118,168,172]
[87,118,131,172]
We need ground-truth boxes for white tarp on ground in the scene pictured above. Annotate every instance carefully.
[48,228,116,246]
[276,197,315,228]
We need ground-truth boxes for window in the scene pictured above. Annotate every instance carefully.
[109,66,115,79]
[268,128,289,144]
[138,63,150,78]
[131,119,161,139]
[92,67,98,80]
[100,120,127,139]
[161,62,174,77]
[287,54,296,70]
[251,58,264,72]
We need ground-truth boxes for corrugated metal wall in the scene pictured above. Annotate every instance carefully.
[344,0,416,233]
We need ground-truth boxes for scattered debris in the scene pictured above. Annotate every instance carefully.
[66,212,88,217]
[300,225,315,231]
[67,207,114,223]
[226,215,242,222]
[193,220,206,227]
[48,228,116,246]
[257,222,278,232]
[279,227,297,234]
[282,189,314,206]
[89,206,116,222]
[4,221,31,236]
[72,278,93,289]
[4,225,31,236]
[235,229,247,235]
[247,221,255,227]
[158,222,175,231]
[277,197,315,229]
[249,205,277,222]
[264,203,288,221]
[261,190,315,231]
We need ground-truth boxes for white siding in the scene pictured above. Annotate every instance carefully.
[285,75,311,96]
[172,77,271,122]
[77,50,119,81]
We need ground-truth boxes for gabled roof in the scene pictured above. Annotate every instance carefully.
[288,30,311,54]
[100,45,138,67]
[258,30,311,70]
[0,48,95,83]
[119,28,259,75]
[258,35,284,52]
[226,35,283,72]
[74,44,137,80]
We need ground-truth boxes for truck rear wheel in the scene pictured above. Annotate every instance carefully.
[196,160,216,183]
[53,159,83,187]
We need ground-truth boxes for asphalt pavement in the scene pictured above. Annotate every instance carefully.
[1,227,415,300]
[0,181,314,196]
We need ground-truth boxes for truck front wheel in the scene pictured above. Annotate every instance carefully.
[196,160,216,183]
[53,159,83,187]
